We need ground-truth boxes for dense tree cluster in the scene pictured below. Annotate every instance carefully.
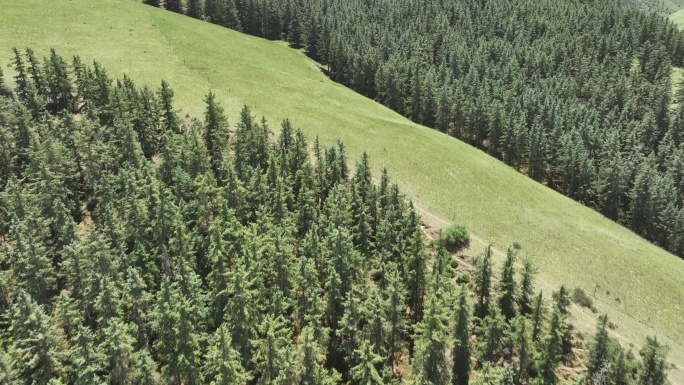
[148,0,684,258]
[0,49,670,384]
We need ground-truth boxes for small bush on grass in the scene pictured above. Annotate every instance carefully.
[439,224,470,253]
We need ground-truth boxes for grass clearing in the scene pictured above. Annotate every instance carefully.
[670,8,684,29]
[1,1,684,382]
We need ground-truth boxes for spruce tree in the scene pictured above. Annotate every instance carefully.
[165,0,183,14]
[203,324,251,385]
[587,315,611,380]
[252,315,293,384]
[383,267,406,372]
[474,245,493,318]
[518,260,537,316]
[476,303,507,364]
[531,291,545,344]
[639,337,669,385]
[452,286,471,385]
[351,341,384,385]
[0,345,19,385]
[411,295,451,385]
[498,247,517,320]
[9,290,63,385]
[536,309,565,385]
[186,0,203,19]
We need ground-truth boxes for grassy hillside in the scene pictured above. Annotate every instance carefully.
[671,7,684,28]
[0,0,683,382]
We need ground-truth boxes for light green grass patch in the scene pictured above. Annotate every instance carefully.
[670,8,684,29]
[1,1,684,382]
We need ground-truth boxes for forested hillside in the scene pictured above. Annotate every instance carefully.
[0,48,671,385]
[146,0,684,259]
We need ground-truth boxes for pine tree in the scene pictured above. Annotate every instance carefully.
[530,291,545,344]
[0,67,12,98]
[252,315,293,384]
[452,286,471,385]
[99,318,138,385]
[383,267,407,372]
[498,247,517,320]
[5,217,56,304]
[298,325,339,385]
[203,91,229,176]
[67,325,104,385]
[159,80,180,134]
[639,337,669,385]
[536,309,565,385]
[476,303,507,364]
[203,324,251,385]
[11,47,30,102]
[474,245,493,318]
[9,290,63,385]
[514,318,532,385]
[552,285,571,316]
[351,341,384,385]
[186,0,203,18]
[0,345,20,385]
[411,295,451,385]
[518,260,537,316]
[165,0,183,14]
[406,229,428,323]
[223,261,258,366]
[587,315,611,380]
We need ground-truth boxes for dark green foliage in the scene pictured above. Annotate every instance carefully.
[639,337,669,385]
[519,259,537,316]
[452,286,471,385]
[186,0,203,19]
[0,50,670,385]
[572,287,596,312]
[474,245,493,318]
[498,248,518,320]
[411,295,451,385]
[165,0,183,13]
[587,315,611,379]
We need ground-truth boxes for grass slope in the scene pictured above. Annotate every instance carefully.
[1,0,683,381]
[670,7,684,28]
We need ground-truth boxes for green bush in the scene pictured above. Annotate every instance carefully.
[440,224,470,253]
[456,273,470,285]
[572,287,596,312]
[450,259,459,269]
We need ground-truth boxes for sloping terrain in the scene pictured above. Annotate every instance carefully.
[671,7,684,28]
[0,0,683,382]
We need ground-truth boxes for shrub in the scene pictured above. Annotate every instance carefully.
[572,287,596,312]
[450,259,459,269]
[456,273,470,285]
[440,224,470,253]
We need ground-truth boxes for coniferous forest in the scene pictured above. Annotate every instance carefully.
[0,47,673,384]
[144,0,684,259]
